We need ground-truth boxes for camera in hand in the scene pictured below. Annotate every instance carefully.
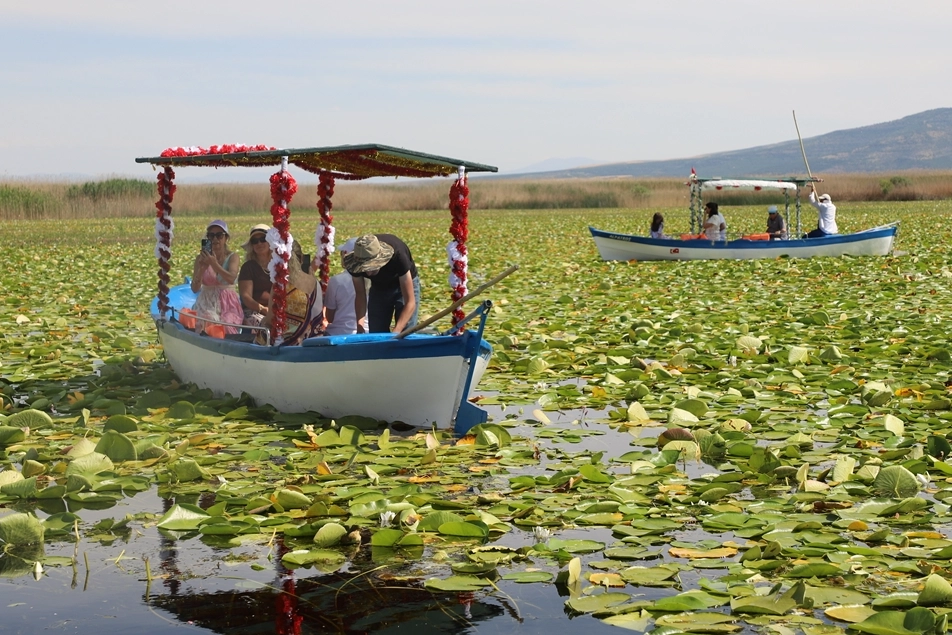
[301,254,311,273]
[201,238,212,253]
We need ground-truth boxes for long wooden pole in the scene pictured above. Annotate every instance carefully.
[793,110,815,192]
[396,264,519,339]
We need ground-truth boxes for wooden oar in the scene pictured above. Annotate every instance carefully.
[793,110,816,194]
[395,264,519,339]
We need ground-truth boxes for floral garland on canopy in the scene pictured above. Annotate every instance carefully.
[267,159,298,344]
[154,166,176,318]
[313,172,336,293]
[447,167,469,333]
[160,143,275,161]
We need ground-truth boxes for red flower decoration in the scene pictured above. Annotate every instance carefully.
[154,166,176,317]
[268,169,298,342]
[448,175,470,332]
[316,172,336,292]
[159,144,275,158]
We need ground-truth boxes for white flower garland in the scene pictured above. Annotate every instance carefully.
[315,222,336,260]
[153,215,175,260]
[446,240,468,292]
[266,228,294,283]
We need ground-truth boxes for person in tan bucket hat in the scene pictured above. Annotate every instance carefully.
[343,234,420,333]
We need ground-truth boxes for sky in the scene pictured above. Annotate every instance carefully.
[1,1,949,182]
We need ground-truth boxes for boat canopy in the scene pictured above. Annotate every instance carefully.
[136,144,498,179]
[144,143,496,344]
[688,175,820,237]
[700,179,800,192]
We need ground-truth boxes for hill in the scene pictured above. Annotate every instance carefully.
[504,108,952,179]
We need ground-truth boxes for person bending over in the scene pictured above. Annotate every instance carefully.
[344,234,420,334]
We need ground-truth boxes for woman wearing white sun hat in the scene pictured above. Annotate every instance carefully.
[190,219,243,336]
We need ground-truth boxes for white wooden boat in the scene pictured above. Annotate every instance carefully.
[590,176,899,261]
[137,144,499,432]
[590,224,898,261]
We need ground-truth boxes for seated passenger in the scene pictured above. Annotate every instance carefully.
[237,224,273,326]
[766,205,787,240]
[649,213,669,239]
[703,202,727,241]
[258,240,324,345]
[191,219,243,336]
[323,238,368,336]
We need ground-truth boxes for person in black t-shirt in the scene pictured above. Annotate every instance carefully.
[343,234,420,333]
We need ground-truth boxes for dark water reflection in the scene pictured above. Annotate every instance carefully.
[0,404,711,634]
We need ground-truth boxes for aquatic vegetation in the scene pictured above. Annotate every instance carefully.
[3,201,952,631]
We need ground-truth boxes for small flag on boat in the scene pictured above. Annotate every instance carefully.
[690,167,696,177]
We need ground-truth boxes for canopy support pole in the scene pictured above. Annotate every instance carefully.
[154,166,176,320]
[315,172,336,294]
[448,166,469,334]
[267,156,298,345]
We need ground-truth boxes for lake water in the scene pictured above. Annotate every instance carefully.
[3,402,682,634]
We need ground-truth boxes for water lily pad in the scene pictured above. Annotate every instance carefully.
[94,430,137,461]
[502,570,554,583]
[548,538,605,554]
[566,592,631,614]
[65,452,114,477]
[0,512,44,546]
[730,595,796,615]
[438,521,489,538]
[0,427,27,447]
[5,409,52,428]
[668,407,700,426]
[873,465,921,498]
[850,607,935,635]
[156,503,209,531]
[916,573,952,606]
[275,489,312,510]
[281,549,347,570]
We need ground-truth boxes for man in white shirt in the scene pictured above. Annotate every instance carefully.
[806,190,838,238]
[323,238,368,335]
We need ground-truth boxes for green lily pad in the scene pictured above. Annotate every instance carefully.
[917,573,952,606]
[873,465,921,498]
[156,503,209,531]
[566,592,631,614]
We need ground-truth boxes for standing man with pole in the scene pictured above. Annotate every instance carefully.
[793,111,838,238]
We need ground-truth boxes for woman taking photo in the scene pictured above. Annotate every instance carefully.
[190,219,243,336]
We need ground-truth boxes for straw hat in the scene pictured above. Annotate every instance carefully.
[242,223,271,249]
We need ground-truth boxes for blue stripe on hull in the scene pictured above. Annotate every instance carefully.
[157,320,489,364]
[151,283,491,364]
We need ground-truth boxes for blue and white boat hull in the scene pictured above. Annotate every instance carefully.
[151,284,492,431]
[589,224,898,261]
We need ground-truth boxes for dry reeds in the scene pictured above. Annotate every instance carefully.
[2,171,950,220]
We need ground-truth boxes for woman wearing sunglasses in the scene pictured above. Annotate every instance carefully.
[190,219,243,336]
[238,224,273,325]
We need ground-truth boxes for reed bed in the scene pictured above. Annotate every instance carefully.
[1,171,950,220]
